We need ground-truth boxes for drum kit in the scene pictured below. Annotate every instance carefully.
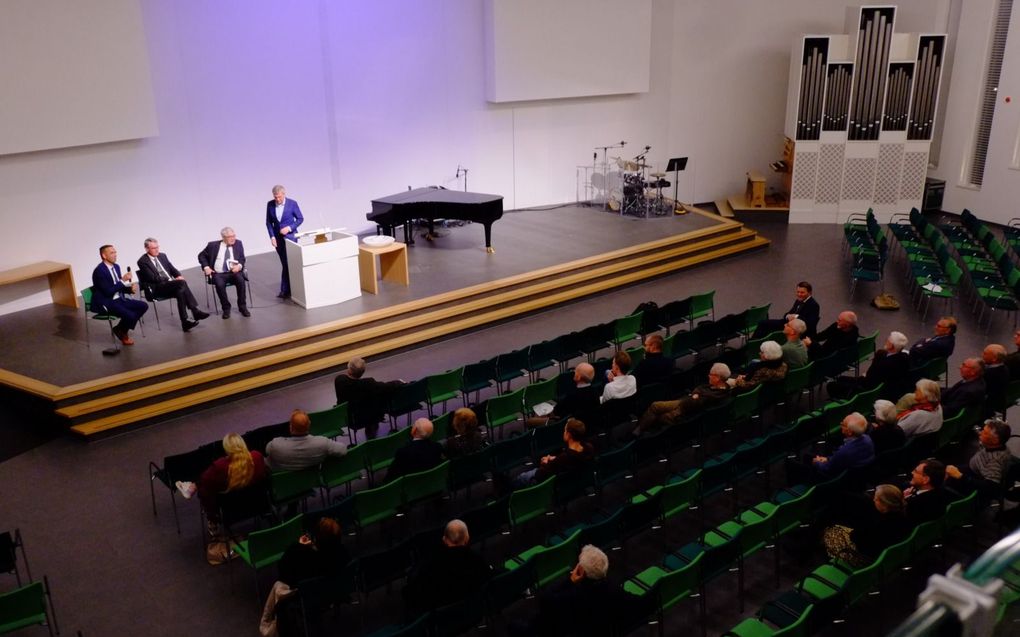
[607,153,673,217]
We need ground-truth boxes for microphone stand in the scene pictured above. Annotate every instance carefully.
[595,140,626,211]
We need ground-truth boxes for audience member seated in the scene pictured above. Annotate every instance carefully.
[511,544,633,637]
[982,344,1009,417]
[1005,329,1020,378]
[527,363,599,429]
[387,418,445,481]
[868,399,906,454]
[908,317,957,366]
[444,408,486,458]
[752,281,820,339]
[941,358,987,418]
[904,459,952,524]
[827,331,911,401]
[630,363,731,437]
[786,412,874,484]
[600,351,636,404]
[728,340,787,390]
[262,517,352,635]
[781,319,809,369]
[403,519,492,618]
[897,379,943,438]
[821,484,910,568]
[632,334,673,386]
[804,310,859,360]
[176,433,268,537]
[946,419,1014,505]
[513,418,595,486]
[334,357,404,435]
[266,409,348,472]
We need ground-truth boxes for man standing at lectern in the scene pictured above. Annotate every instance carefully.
[91,244,148,345]
[266,184,303,299]
[137,238,209,332]
[198,227,249,319]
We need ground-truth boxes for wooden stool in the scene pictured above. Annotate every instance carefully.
[358,242,409,294]
[745,171,767,208]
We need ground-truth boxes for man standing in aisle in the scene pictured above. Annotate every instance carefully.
[265,184,303,299]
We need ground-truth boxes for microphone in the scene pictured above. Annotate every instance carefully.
[645,145,651,151]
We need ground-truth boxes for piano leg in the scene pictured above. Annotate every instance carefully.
[403,220,414,245]
[484,223,494,254]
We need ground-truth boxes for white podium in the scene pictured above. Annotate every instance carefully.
[284,230,361,309]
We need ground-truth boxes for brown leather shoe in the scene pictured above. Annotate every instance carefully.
[119,332,135,346]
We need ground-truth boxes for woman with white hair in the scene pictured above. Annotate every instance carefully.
[868,399,906,453]
[729,341,788,389]
[897,378,943,437]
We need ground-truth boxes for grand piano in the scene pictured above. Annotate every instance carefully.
[367,187,504,253]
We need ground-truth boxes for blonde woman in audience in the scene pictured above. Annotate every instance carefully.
[176,433,268,535]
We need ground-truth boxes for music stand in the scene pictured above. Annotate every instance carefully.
[666,157,688,212]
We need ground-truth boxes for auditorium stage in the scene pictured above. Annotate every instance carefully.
[0,205,768,436]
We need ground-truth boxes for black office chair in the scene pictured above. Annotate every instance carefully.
[137,274,175,331]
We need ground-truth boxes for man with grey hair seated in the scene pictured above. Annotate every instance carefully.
[519,544,632,637]
[868,399,906,453]
[198,226,248,318]
[804,310,859,360]
[941,358,987,418]
[334,356,405,435]
[403,519,491,617]
[787,412,875,484]
[629,362,731,437]
[827,330,911,401]
[386,418,444,481]
[781,319,809,369]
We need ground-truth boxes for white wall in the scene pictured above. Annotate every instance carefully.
[0,0,956,314]
[930,0,1020,225]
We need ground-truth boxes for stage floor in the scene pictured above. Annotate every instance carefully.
[0,205,722,387]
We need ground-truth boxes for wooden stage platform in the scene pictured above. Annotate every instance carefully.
[0,205,769,437]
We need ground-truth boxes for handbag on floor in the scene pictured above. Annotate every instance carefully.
[871,293,900,310]
[206,539,238,565]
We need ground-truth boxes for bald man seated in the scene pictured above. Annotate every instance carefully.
[527,362,600,429]
[403,519,492,616]
[387,418,445,481]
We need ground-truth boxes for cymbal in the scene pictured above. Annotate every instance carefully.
[616,158,640,171]
[650,171,666,178]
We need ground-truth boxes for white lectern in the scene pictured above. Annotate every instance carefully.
[284,230,361,309]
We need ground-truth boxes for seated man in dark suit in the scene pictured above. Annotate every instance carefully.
[982,344,1009,417]
[513,544,634,637]
[527,363,600,429]
[403,519,491,617]
[752,281,821,339]
[804,310,859,360]
[632,334,673,386]
[198,226,248,318]
[904,458,952,524]
[786,412,874,485]
[908,317,957,366]
[941,358,987,417]
[387,418,444,481]
[91,244,148,345]
[136,237,209,332]
[827,331,911,401]
[334,357,404,435]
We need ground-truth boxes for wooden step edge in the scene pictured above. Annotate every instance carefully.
[67,234,770,434]
[47,223,743,401]
[714,199,736,218]
[55,228,759,408]
[0,369,62,399]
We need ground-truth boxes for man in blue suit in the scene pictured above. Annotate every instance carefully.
[91,244,148,345]
[265,184,303,298]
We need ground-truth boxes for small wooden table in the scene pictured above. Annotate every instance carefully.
[358,242,409,295]
[0,260,79,308]
[745,170,767,208]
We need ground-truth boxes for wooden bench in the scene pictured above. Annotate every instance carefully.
[0,261,78,308]
[745,171,767,208]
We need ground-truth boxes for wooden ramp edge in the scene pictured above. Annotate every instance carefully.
[65,229,769,436]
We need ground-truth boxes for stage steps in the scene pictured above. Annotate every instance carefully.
[52,218,768,436]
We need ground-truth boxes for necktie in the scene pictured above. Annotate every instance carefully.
[224,246,232,272]
[153,256,170,283]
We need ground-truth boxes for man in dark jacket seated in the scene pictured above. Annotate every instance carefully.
[981,344,1010,417]
[403,519,491,617]
[527,363,599,429]
[940,358,987,418]
[908,317,957,366]
[827,331,911,401]
[514,418,595,486]
[805,310,859,360]
[629,363,731,437]
[387,418,444,481]
[510,544,635,637]
[632,334,673,386]
[334,357,404,435]
[904,458,954,524]
[752,281,821,339]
